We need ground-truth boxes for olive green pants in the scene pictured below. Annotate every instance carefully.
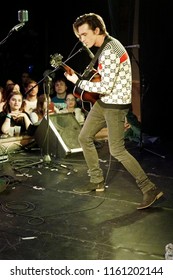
[78,101,155,193]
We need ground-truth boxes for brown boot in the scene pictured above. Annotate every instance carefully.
[73,181,105,194]
[137,188,163,210]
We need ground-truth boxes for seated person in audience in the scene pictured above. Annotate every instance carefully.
[3,80,20,100]
[30,94,58,124]
[124,110,141,142]
[60,93,85,126]
[51,77,68,110]
[19,71,31,97]
[23,80,39,114]
[0,83,22,129]
[0,86,5,112]
[0,91,31,136]
[5,79,15,90]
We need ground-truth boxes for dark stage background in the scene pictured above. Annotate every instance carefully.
[0,0,172,139]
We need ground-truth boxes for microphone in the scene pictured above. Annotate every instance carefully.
[11,22,25,32]
[82,44,94,59]
[10,10,28,32]
[125,44,140,49]
[18,10,29,23]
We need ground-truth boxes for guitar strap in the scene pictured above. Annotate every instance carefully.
[82,35,112,79]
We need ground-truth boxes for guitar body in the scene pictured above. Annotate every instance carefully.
[73,71,101,105]
[50,53,100,105]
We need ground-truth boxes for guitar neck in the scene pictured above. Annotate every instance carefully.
[61,63,82,78]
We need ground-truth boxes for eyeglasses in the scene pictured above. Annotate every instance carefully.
[66,98,75,101]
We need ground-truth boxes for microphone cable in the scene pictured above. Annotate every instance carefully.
[67,41,81,59]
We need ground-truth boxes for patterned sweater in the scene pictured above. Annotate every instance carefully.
[77,37,132,106]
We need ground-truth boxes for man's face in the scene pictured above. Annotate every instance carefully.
[55,81,67,94]
[77,23,97,48]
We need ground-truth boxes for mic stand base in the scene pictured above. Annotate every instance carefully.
[43,154,51,163]
[138,141,165,159]
[14,159,44,171]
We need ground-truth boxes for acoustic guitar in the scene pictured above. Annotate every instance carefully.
[50,53,100,105]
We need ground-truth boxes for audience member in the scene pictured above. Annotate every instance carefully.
[3,80,20,100]
[51,77,68,110]
[124,110,141,142]
[0,91,31,135]
[0,86,5,112]
[30,94,59,124]
[19,71,31,96]
[5,79,14,88]
[60,93,85,125]
[23,80,39,114]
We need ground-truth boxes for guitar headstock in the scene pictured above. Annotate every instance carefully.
[50,53,63,68]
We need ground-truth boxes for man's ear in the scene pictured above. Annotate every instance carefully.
[94,27,100,35]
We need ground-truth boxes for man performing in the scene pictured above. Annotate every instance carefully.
[64,13,163,210]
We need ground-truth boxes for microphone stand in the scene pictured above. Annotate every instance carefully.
[130,50,165,159]
[25,47,84,96]
[0,23,25,46]
[43,76,52,163]
[26,47,84,164]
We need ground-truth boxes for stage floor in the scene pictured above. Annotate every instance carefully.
[0,138,173,260]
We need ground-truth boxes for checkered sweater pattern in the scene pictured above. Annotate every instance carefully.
[78,38,132,105]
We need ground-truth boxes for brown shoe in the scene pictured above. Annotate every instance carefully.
[73,181,105,194]
[137,188,163,210]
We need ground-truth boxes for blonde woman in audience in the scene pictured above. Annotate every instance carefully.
[60,93,85,125]
[0,91,31,135]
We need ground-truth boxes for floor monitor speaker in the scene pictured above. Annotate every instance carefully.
[34,113,83,158]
